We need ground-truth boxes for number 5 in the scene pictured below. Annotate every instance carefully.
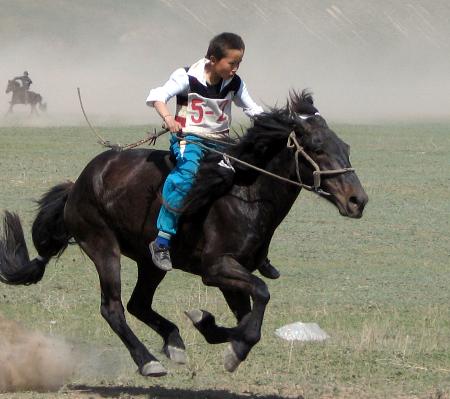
[191,99,204,123]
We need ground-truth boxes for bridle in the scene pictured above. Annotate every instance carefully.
[287,131,355,196]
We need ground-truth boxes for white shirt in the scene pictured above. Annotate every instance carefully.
[146,58,264,118]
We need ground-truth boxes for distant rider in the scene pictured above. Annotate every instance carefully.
[14,71,32,103]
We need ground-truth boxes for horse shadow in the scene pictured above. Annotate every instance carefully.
[69,384,303,399]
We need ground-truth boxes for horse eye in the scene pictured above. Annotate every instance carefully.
[315,149,325,156]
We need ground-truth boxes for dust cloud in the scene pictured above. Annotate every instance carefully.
[0,0,449,125]
[0,312,77,392]
[0,312,127,393]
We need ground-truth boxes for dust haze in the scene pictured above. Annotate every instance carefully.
[0,312,76,391]
[1,0,449,125]
[0,312,128,392]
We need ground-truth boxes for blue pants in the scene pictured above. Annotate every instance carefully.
[157,134,210,238]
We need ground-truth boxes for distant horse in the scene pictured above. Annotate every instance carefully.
[0,90,368,377]
[5,80,47,115]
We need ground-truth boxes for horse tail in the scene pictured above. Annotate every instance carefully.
[0,181,74,285]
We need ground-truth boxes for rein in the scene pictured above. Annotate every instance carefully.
[77,87,168,150]
[174,133,309,189]
[175,131,354,197]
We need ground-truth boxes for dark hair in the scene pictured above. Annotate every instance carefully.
[206,32,245,60]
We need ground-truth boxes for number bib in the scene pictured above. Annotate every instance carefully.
[184,92,232,135]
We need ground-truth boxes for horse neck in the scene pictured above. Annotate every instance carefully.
[9,84,21,93]
[244,146,301,227]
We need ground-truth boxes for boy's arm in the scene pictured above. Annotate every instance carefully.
[153,101,182,133]
[146,68,188,106]
[233,81,264,118]
[146,68,188,132]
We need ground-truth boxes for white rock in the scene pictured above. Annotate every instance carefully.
[275,322,329,341]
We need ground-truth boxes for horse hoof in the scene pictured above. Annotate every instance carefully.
[185,309,205,324]
[141,361,167,377]
[166,345,187,364]
[223,343,241,372]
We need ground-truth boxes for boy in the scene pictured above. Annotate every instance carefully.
[146,32,279,279]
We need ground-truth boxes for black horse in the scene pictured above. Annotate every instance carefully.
[5,80,47,115]
[0,90,368,377]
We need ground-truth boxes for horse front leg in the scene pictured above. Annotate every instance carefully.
[221,288,251,322]
[186,255,270,372]
[187,289,250,342]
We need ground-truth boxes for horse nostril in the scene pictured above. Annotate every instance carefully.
[349,194,368,210]
[349,196,358,205]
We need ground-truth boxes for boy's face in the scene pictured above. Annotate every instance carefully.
[210,49,244,80]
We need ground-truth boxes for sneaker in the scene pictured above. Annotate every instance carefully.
[258,258,280,279]
[149,241,173,271]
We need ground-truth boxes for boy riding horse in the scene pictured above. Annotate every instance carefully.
[146,32,280,279]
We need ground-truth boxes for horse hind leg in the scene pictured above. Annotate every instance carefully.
[77,228,167,377]
[127,262,187,364]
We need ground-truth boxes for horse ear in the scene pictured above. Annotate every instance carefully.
[289,90,301,113]
[301,89,314,105]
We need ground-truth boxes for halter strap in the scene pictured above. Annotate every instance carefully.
[287,131,354,196]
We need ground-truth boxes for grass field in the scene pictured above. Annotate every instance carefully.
[0,121,449,399]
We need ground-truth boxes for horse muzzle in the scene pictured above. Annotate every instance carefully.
[322,174,368,218]
[332,189,368,218]
[344,191,368,218]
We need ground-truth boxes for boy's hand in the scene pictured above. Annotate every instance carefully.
[163,115,182,133]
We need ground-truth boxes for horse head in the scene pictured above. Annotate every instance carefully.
[6,80,19,94]
[6,80,13,93]
[289,90,368,218]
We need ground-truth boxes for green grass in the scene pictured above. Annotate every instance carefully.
[0,123,449,399]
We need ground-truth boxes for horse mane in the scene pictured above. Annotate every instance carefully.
[182,93,313,215]
[230,106,293,169]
